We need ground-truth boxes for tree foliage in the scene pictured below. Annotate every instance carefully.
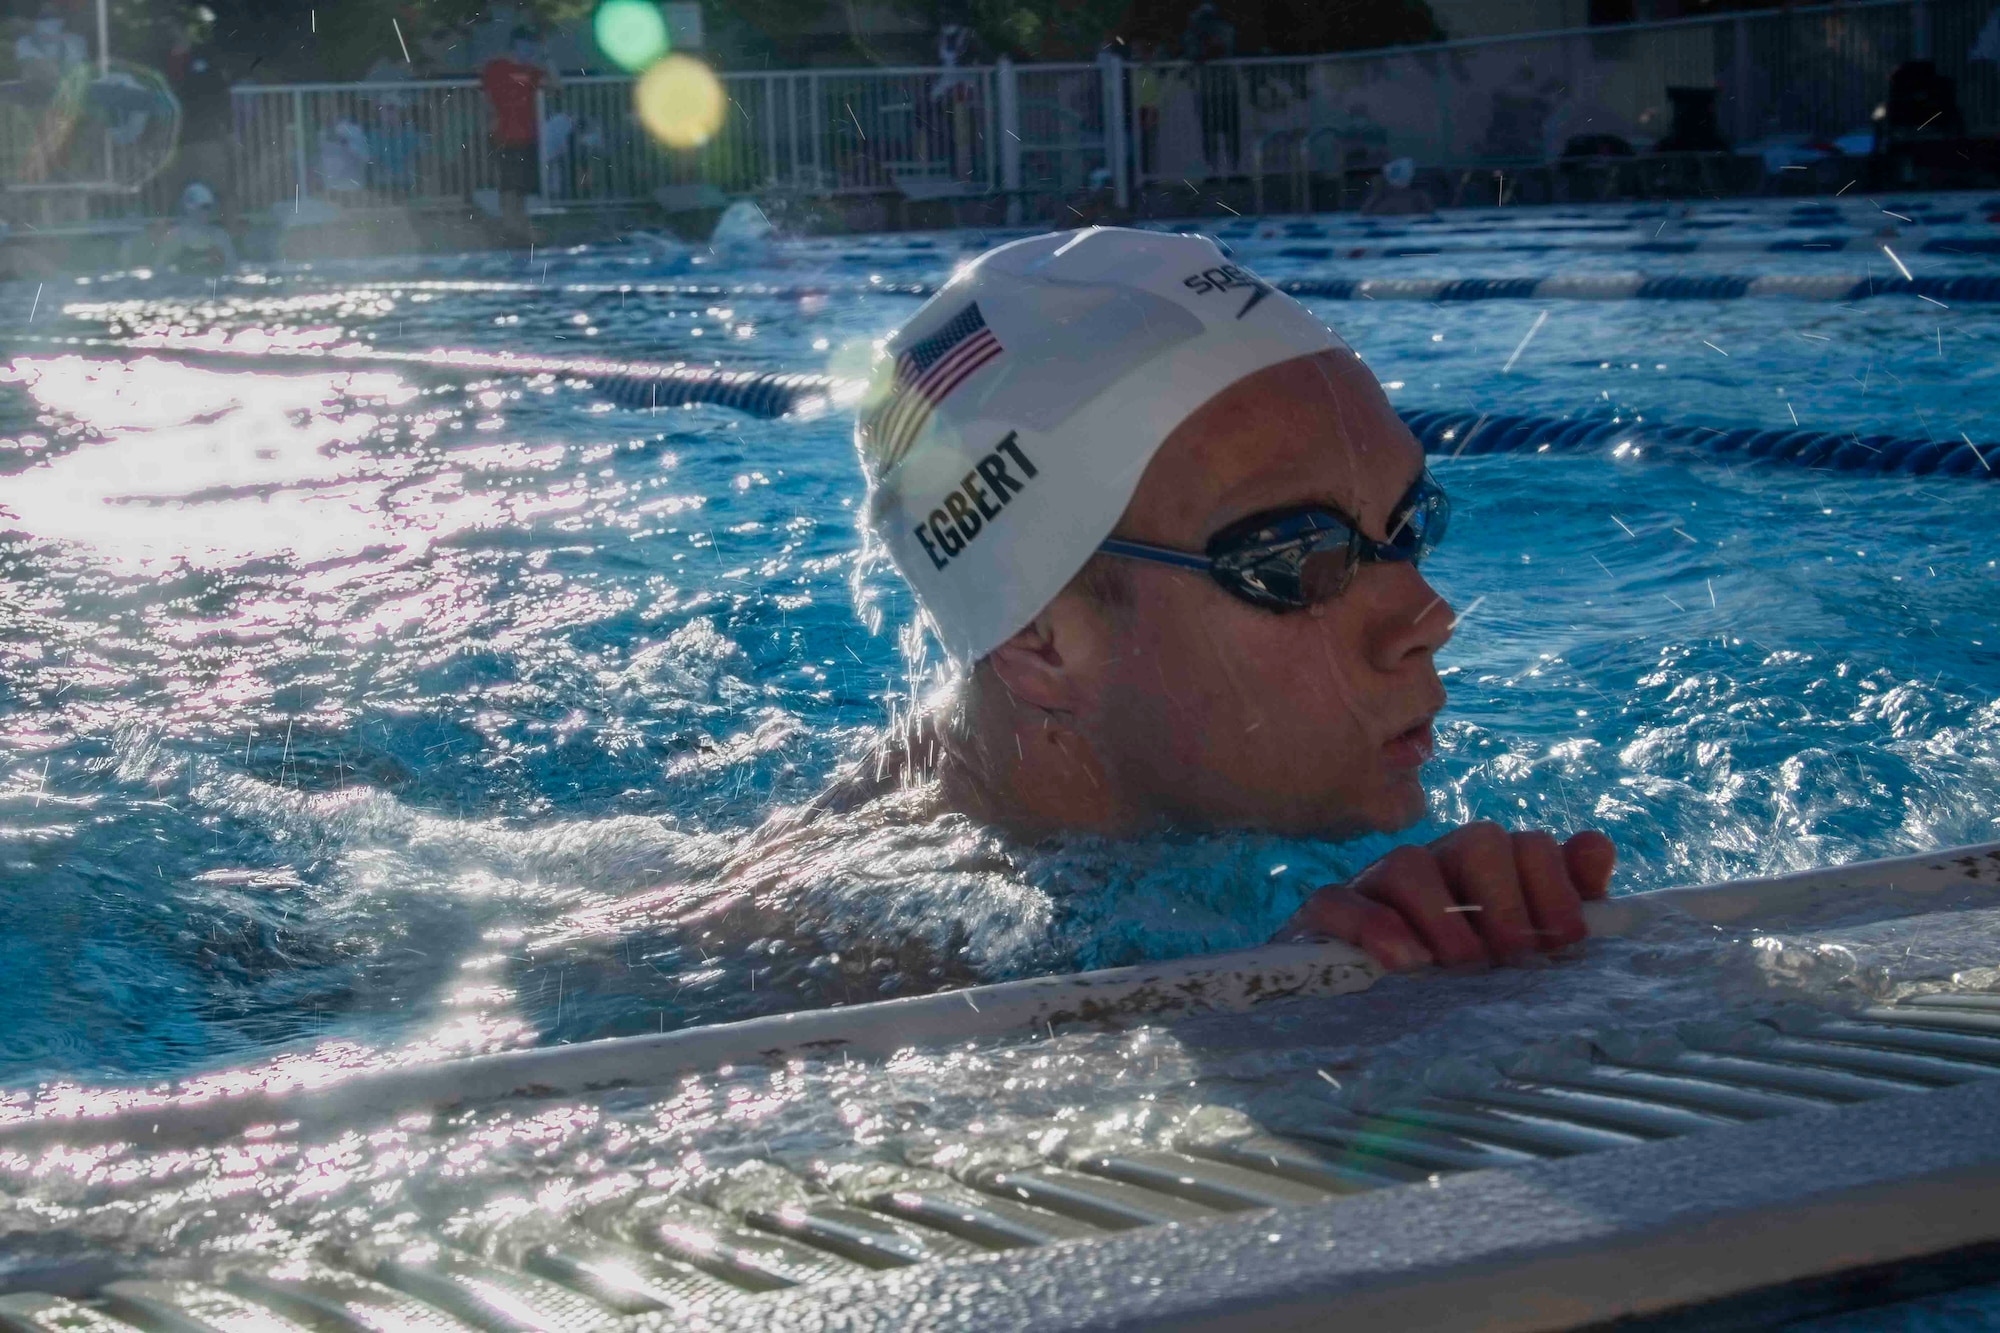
[56,0,1440,78]
[898,0,1442,61]
[87,0,590,82]
[692,0,841,68]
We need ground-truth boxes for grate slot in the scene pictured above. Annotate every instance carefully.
[1374,1101,1647,1156]
[1274,1110,1536,1173]
[369,1249,623,1333]
[1060,1148,1336,1211]
[1897,993,2000,1014]
[826,1168,1106,1250]
[223,1266,480,1333]
[740,1202,984,1269]
[593,1195,863,1291]
[1177,1131,1429,1193]
[1860,1005,2000,1038]
[0,1294,144,1333]
[1456,1081,1738,1138]
[1599,1048,1925,1103]
[1803,1018,2000,1066]
[1683,1032,2000,1088]
[97,1281,315,1333]
[508,1234,752,1316]
[958,1164,1221,1230]
[1508,1061,1826,1120]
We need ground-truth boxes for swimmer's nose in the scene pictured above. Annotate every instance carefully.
[1367,564,1453,673]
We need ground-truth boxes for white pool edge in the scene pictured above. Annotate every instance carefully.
[4,838,1996,1152]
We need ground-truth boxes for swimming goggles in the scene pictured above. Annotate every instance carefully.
[1096,469,1450,611]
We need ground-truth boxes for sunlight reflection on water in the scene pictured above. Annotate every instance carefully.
[0,225,1995,1103]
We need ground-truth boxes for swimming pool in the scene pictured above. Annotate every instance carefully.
[1,201,1998,1307]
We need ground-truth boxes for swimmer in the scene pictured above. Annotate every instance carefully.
[1361,157,1435,216]
[127,183,236,274]
[833,227,1614,973]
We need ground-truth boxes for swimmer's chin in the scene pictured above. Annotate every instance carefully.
[1067,779,1428,844]
[1269,778,1430,842]
[1371,779,1432,834]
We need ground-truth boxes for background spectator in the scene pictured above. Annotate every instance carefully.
[1131,41,1164,178]
[164,19,236,221]
[480,26,559,246]
[317,115,370,197]
[13,3,86,104]
[1182,2,1237,178]
[930,18,980,180]
[369,101,421,197]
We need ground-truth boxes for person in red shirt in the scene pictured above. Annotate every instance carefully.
[480,28,560,244]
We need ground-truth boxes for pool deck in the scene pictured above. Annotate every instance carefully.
[14,176,1988,276]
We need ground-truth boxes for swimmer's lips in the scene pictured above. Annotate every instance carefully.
[1381,715,1436,769]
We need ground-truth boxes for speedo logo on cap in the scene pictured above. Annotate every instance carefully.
[912,432,1039,571]
[1183,263,1271,318]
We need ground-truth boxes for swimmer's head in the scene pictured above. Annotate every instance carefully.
[1383,157,1417,190]
[858,228,1454,837]
[178,182,216,218]
[857,227,1340,663]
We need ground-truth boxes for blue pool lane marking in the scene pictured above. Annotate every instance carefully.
[217,271,2000,304]
[1275,274,2000,302]
[1243,235,2000,260]
[1397,410,1995,479]
[9,336,1993,478]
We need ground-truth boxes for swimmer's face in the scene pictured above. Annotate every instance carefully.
[1063,349,1453,837]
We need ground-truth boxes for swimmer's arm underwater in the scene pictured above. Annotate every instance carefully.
[1277,823,1616,971]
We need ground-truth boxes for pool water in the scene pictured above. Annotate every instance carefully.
[0,201,1996,1102]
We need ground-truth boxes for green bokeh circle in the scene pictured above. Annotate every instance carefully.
[594,0,670,73]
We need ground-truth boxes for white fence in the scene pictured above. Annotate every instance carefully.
[214,60,1102,216]
[178,56,1116,222]
[2,0,1992,229]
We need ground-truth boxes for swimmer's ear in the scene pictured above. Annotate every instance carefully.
[983,611,1077,714]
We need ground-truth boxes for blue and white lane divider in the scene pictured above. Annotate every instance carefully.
[1399,409,1995,478]
[1275,273,2000,302]
[200,277,938,299]
[9,336,1993,478]
[4,334,863,418]
[183,271,2000,304]
[1251,236,2000,260]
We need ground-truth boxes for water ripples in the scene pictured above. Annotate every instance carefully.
[0,237,1996,1093]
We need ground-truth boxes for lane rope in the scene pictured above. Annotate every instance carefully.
[1250,236,2000,260]
[134,270,2000,303]
[1274,273,2000,302]
[4,334,857,418]
[7,335,1993,478]
[1400,408,1995,478]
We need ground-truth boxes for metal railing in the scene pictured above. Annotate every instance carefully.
[1,0,1989,231]
[1138,0,1976,202]
[212,63,1021,216]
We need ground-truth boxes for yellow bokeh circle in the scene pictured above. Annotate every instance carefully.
[635,54,726,150]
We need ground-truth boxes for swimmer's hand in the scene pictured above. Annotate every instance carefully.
[1275,824,1617,971]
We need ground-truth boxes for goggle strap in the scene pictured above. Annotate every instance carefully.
[1097,537,1214,573]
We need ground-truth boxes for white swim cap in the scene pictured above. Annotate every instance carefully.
[857,226,1340,663]
[179,182,217,213]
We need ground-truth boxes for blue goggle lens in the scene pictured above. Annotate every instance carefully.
[1209,471,1449,609]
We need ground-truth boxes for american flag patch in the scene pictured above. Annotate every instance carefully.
[861,303,1003,475]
